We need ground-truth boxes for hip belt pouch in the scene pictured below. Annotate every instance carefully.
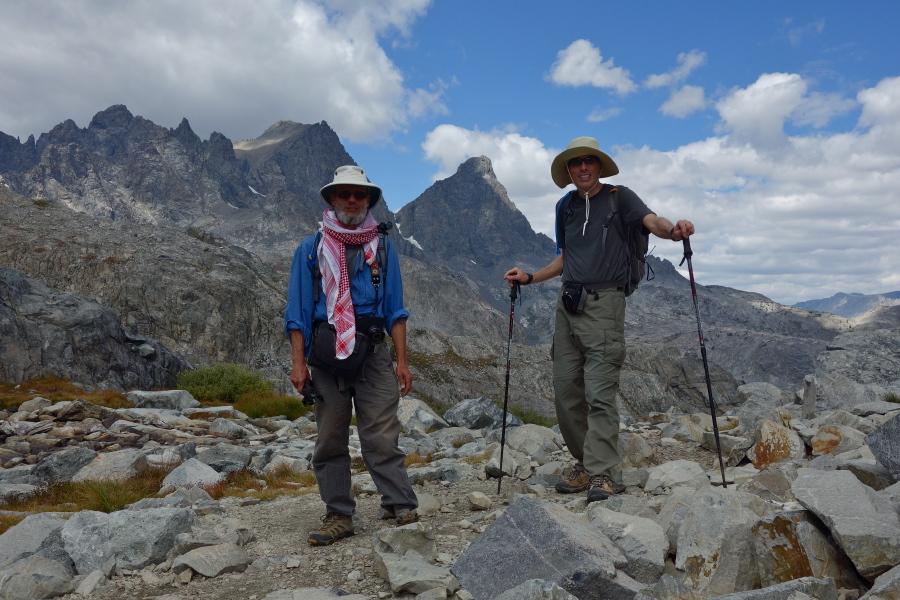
[562,281,586,315]
[309,320,369,379]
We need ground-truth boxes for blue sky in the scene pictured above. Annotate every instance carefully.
[2,1,899,305]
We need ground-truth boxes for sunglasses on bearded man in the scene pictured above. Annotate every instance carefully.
[335,191,370,200]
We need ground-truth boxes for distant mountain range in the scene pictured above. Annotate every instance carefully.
[794,291,900,318]
[2,105,898,407]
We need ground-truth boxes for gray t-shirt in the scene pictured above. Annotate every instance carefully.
[556,184,652,287]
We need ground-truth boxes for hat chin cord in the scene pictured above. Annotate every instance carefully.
[569,169,601,236]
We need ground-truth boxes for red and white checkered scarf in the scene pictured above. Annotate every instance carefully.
[318,209,379,359]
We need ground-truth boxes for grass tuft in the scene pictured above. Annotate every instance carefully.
[233,390,311,420]
[404,451,434,467]
[0,376,130,410]
[884,392,900,404]
[1,467,170,518]
[176,364,272,404]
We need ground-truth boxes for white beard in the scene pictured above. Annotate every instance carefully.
[336,207,367,226]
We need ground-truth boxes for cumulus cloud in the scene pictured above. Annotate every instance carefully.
[424,74,900,303]
[644,50,707,89]
[0,0,436,143]
[660,85,707,118]
[644,50,708,119]
[587,107,624,122]
[714,73,857,149]
[547,39,637,95]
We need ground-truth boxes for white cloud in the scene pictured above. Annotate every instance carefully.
[547,40,637,95]
[0,0,434,143]
[587,107,624,123]
[644,50,707,89]
[787,18,826,47]
[660,86,707,118]
[859,76,900,130]
[406,78,453,119]
[715,73,857,148]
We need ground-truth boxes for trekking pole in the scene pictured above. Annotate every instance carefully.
[679,238,728,488]
[497,280,521,494]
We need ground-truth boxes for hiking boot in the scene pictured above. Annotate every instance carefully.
[555,467,591,494]
[395,509,419,526]
[308,513,354,546]
[585,475,615,504]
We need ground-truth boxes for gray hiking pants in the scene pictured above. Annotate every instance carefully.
[552,287,626,478]
[310,343,418,517]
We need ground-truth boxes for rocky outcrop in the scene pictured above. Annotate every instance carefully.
[813,325,900,410]
[0,185,288,385]
[0,266,187,391]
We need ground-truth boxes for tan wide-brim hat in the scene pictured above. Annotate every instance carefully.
[550,136,619,188]
[319,165,383,208]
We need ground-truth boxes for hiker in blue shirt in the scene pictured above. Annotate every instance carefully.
[285,165,418,546]
[504,137,695,504]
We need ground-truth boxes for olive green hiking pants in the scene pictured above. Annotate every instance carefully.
[552,287,626,478]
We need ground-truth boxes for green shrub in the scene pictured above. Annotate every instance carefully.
[507,405,558,428]
[884,392,900,404]
[234,391,311,420]
[176,364,272,404]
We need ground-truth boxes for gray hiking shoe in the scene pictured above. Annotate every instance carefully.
[395,508,419,526]
[585,475,615,504]
[308,513,354,546]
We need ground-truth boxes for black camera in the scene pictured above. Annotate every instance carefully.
[301,381,324,406]
[367,326,385,345]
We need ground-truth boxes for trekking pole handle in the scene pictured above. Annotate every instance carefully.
[510,280,520,301]
[679,237,693,266]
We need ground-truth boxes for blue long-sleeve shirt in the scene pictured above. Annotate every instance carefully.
[284,233,410,357]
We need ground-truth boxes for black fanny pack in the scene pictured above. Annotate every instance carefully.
[562,281,586,315]
[308,317,385,380]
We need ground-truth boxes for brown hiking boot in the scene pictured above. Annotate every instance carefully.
[555,466,591,493]
[395,509,419,526]
[308,513,354,546]
[586,475,615,504]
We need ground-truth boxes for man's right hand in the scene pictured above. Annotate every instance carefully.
[503,267,528,287]
[290,363,310,394]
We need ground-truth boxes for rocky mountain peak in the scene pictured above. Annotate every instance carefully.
[87,103,135,130]
[234,120,312,152]
[394,155,554,278]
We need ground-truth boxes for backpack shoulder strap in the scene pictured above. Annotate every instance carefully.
[607,186,627,240]
[309,231,323,303]
[372,222,392,289]
[555,191,575,254]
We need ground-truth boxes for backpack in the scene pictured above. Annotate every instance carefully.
[557,186,653,296]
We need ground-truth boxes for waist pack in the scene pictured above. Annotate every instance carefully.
[308,317,385,380]
[562,281,587,315]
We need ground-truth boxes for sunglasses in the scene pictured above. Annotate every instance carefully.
[335,191,370,200]
[567,156,599,168]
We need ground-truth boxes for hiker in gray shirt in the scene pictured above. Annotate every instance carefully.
[504,136,694,503]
